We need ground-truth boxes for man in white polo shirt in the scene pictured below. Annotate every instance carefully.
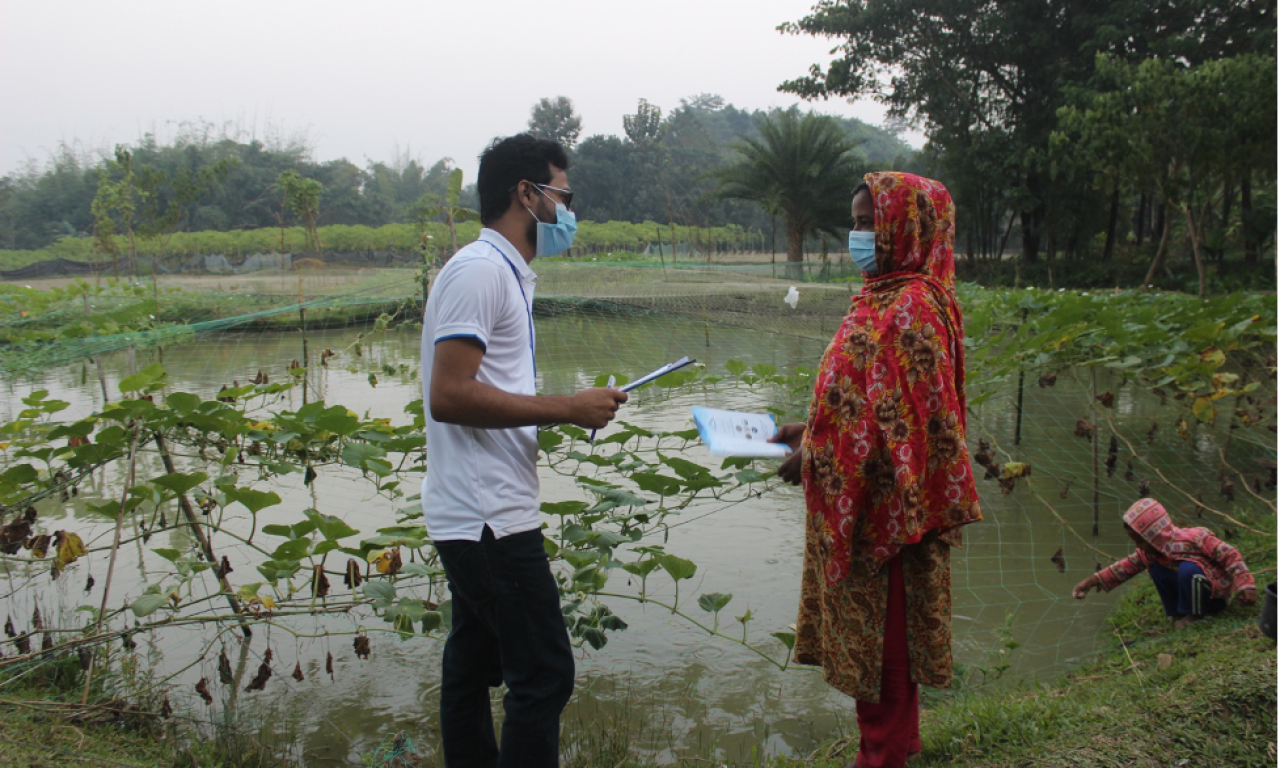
[422,134,625,767]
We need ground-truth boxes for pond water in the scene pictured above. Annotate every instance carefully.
[0,310,1267,765]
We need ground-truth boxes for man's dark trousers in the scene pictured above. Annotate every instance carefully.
[435,525,574,767]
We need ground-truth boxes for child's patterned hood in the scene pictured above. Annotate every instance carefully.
[1123,498,1177,552]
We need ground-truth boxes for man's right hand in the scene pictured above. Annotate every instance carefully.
[568,387,628,429]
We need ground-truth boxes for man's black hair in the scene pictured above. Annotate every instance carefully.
[477,134,571,226]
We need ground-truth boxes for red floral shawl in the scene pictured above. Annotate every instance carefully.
[802,172,982,584]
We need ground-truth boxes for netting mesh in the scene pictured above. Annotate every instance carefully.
[0,255,1273,762]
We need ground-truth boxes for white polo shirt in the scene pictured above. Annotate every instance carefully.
[420,229,540,542]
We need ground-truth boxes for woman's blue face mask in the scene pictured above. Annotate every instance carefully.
[848,230,877,274]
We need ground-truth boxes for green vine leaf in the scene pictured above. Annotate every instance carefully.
[222,486,282,514]
[697,592,733,614]
[131,593,168,617]
[151,471,209,497]
[656,553,697,582]
[772,631,796,651]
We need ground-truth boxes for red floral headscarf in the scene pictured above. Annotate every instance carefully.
[801,172,982,584]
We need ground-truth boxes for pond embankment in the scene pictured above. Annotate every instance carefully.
[782,522,1278,768]
[4,565,1272,768]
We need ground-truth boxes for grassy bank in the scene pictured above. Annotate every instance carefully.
[559,524,1277,768]
[780,526,1279,768]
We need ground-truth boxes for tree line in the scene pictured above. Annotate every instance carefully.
[0,100,914,256]
[778,0,1276,295]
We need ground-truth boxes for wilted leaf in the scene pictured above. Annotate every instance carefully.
[292,662,305,682]
[26,534,51,559]
[245,662,271,692]
[1050,547,1066,573]
[1002,462,1032,479]
[343,558,362,590]
[196,678,213,705]
[372,548,402,576]
[312,565,330,598]
[52,531,86,576]
[353,635,371,660]
[218,650,233,685]
[326,652,334,679]
[1199,347,1226,367]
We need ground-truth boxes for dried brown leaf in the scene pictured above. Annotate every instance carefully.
[217,649,234,685]
[1050,547,1066,573]
[343,559,362,590]
[245,662,271,692]
[312,565,330,598]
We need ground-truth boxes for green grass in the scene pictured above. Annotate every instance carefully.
[780,522,1279,768]
[0,655,290,768]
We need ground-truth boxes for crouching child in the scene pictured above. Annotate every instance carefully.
[1074,498,1257,628]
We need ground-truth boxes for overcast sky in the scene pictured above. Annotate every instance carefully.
[1,0,920,181]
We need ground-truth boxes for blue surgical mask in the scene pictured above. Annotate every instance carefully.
[848,230,877,274]
[527,196,578,257]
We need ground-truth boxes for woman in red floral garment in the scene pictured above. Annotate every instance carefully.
[772,172,982,768]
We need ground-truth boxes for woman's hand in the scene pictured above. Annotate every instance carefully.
[1234,586,1258,607]
[770,423,806,486]
[1073,575,1100,599]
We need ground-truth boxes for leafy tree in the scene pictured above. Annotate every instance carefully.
[778,0,1277,266]
[1055,53,1277,297]
[410,167,477,259]
[623,99,664,144]
[134,157,235,268]
[277,170,323,255]
[682,93,727,111]
[707,109,864,265]
[91,147,141,277]
[527,96,583,149]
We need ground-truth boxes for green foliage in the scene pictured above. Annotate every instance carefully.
[277,169,323,254]
[623,99,664,145]
[708,108,864,263]
[527,96,583,149]
[961,285,1276,421]
[780,0,1277,271]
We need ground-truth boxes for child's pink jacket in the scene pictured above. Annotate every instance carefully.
[1095,498,1255,600]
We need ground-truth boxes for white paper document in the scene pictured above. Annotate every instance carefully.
[691,406,791,458]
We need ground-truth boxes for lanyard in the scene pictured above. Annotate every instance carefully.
[477,239,537,378]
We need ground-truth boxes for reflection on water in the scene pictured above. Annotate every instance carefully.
[0,313,1268,765]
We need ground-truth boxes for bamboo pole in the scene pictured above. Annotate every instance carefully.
[83,427,142,704]
[1092,367,1101,537]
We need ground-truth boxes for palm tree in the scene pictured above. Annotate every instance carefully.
[708,109,864,265]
